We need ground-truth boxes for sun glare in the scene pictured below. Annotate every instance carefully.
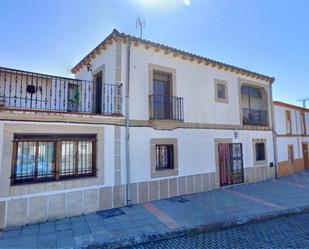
[133,0,191,9]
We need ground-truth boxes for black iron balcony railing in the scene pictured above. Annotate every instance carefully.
[243,108,268,126]
[0,67,122,115]
[149,94,184,121]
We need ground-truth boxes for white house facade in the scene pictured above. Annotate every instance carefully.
[0,29,276,228]
[273,101,309,176]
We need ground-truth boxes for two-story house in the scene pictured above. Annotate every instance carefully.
[0,29,276,228]
[273,101,309,176]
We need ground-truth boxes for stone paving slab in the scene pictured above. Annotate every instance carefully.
[0,171,308,249]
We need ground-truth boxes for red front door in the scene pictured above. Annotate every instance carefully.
[218,143,244,187]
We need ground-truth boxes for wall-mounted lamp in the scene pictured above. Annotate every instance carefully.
[86,63,92,72]
[234,130,239,139]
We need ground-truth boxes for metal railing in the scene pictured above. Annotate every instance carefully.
[149,94,184,121]
[0,67,122,115]
[243,108,268,126]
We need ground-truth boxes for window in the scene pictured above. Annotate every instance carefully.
[12,134,96,185]
[253,139,267,165]
[300,113,306,135]
[150,138,178,179]
[255,143,266,161]
[288,145,294,165]
[155,144,174,170]
[217,84,226,99]
[285,110,292,134]
[215,79,228,103]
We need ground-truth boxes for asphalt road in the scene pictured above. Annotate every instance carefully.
[130,212,309,249]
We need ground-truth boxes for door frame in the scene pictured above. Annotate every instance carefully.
[91,65,105,114]
[215,138,244,187]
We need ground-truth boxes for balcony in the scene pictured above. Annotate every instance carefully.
[149,94,184,121]
[0,67,122,116]
[243,108,268,126]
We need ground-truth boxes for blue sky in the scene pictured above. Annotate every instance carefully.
[0,0,308,106]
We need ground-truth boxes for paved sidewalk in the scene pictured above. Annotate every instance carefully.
[0,171,308,249]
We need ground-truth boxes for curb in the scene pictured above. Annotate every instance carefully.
[87,205,309,249]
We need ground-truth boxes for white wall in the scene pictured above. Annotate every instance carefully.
[274,104,309,163]
[126,45,271,125]
[129,128,274,183]
[75,43,116,84]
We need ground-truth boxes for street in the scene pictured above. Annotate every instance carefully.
[131,212,309,249]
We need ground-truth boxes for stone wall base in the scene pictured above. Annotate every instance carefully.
[0,166,275,229]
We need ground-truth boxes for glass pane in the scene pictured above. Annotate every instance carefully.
[37,142,55,178]
[255,143,265,161]
[217,84,225,99]
[60,141,76,176]
[77,141,92,174]
[16,141,36,180]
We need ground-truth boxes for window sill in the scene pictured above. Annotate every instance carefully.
[151,169,178,179]
[11,174,97,186]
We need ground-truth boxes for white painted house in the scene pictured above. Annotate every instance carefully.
[273,101,309,176]
[0,29,277,228]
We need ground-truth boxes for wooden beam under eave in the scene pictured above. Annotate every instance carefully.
[90,53,96,59]
[164,50,170,55]
[122,38,128,44]
[145,45,150,50]
[107,39,113,45]
[154,47,160,52]
[211,63,217,67]
[173,53,178,57]
[100,44,107,50]
[134,41,140,46]
[197,59,202,64]
[204,61,210,66]
[181,55,188,60]
[190,57,195,62]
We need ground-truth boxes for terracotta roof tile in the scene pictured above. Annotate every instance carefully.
[71,29,275,83]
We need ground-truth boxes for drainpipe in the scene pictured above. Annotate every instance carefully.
[294,109,301,159]
[125,41,132,207]
[270,82,278,179]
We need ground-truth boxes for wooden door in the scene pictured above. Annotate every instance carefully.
[94,72,102,114]
[218,143,244,187]
[153,72,172,119]
[218,143,231,186]
[303,143,309,170]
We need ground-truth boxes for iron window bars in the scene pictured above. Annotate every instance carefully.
[11,134,96,185]
[155,144,174,170]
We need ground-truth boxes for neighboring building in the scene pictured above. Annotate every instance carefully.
[273,101,309,176]
[0,29,276,228]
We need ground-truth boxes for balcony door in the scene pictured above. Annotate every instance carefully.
[153,71,172,119]
[218,143,244,187]
[94,71,103,114]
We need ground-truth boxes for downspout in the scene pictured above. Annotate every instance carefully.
[125,40,132,207]
[270,82,278,179]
